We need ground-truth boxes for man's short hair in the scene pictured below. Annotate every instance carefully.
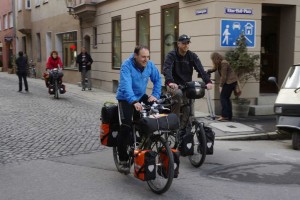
[134,45,149,55]
[18,51,24,57]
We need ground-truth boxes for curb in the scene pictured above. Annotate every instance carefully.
[215,131,281,141]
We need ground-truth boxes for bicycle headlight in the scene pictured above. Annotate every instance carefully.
[274,106,282,114]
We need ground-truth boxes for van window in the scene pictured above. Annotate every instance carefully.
[282,66,300,89]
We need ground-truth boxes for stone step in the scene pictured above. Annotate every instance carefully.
[257,94,277,105]
[249,105,274,116]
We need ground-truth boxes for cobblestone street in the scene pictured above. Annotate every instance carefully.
[0,73,115,164]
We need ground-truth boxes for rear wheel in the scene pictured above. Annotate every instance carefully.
[147,136,174,194]
[188,121,206,168]
[292,131,300,150]
[113,145,133,175]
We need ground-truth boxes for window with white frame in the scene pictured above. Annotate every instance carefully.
[4,15,8,29]
[18,0,22,11]
[0,18,2,31]
[35,0,40,6]
[9,12,13,28]
[25,0,31,9]
[43,0,49,3]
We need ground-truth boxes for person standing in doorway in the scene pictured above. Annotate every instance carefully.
[76,47,93,91]
[15,51,29,92]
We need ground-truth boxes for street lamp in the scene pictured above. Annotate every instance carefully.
[65,0,78,19]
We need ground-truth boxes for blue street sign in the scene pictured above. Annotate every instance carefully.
[220,19,256,47]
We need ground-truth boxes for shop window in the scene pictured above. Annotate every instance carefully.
[136,9,150,48]
[112,16,121,69]
[61,32,77,68]
[161,3,179,67]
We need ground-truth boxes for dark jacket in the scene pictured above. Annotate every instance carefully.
[163,49,211,86]
[76,53,93,72]
[15,56,28,74]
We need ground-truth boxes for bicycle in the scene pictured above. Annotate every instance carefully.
[164,81,210,168]
[112,98,178,194]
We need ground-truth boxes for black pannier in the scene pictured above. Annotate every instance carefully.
[185,81,205,99]
[204,126,215,155]
[178,133,194,156]
[139,113,180,133]
[101,102,119,124]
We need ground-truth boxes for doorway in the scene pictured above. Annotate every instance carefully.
[260,6,280,93]
[260,5,296,93]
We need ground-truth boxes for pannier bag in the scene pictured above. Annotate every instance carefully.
[100,102,120,147]
[178,133,194,156]
[139,113,179,134]
[204,126,215,155]
[158,148,180,178]
[134,150,156,181]
[101,102,119,124]
[185,81,205,99]
[100,123,118,147]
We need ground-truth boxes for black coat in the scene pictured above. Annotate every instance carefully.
[76,53,93,72]
[15,56,28,74]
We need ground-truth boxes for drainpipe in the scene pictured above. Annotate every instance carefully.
[12,0,17,54]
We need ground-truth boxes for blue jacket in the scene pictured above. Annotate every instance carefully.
[116,54,161,104]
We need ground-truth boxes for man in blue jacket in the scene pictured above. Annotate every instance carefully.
[116,45,161,172]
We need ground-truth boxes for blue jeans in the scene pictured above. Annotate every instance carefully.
[220,82,237,120]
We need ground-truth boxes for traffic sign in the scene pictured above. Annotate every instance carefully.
[220,19,256,47]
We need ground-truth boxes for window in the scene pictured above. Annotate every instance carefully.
[112,16,121,69]
[18,0,22,11]
[26,0,31,9]
[35,0,40,7]
[9,12,13,28]
[93,26,97,47]
[136,9,150,48]
[36,33,42,61]
[4,15,8,29]
[43,0,49,4]
[61,32,77,68]
[161,3,179,66]
[0,18,2,31]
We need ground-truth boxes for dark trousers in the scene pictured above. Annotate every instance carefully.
[220,82,237,120]
[17,72,28,91]
[117,101,134,161]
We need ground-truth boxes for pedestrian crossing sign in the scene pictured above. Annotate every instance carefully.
[220,19,256,47]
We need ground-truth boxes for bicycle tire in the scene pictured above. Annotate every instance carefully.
[188,121,207,168]
[147,136,174,194]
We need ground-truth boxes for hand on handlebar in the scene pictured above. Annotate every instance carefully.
[148,95,157,102]
[168,83,178,90]
[133,102,143,111]
[206,83,213,90]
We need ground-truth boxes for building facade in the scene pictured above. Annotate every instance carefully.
[15,0,81,83]
[71,0,300,114]
[0,0,16,72]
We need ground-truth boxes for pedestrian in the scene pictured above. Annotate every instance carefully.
[163,34,213,134]
[15,51,29,92]
[208,52,238,121]
[76,47,93,91]
[116,45,161,172]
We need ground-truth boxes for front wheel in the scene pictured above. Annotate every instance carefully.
[54,80,59,99]
[147,136,174,194]
[292,132,300,150]
[188,121,207,168]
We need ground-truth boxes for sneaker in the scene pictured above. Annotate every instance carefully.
[88,88,92,90]
[119,161,129,173]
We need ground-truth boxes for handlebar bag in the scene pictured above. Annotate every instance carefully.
[139,113,180,134]
[185,81,205,99]
[134,150,156,181]
[158,148,180,178]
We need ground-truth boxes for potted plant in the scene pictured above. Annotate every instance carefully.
[8,54,16,74]
[225,33,260,117]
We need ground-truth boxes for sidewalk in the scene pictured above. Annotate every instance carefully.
[0,72,280,140]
